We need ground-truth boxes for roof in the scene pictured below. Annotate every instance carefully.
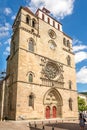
[35,8,62,25]
[42,7,50,14]
[22,7,35,17]
[12,6,36,27]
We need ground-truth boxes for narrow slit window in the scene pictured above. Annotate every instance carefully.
[29,39,34,52]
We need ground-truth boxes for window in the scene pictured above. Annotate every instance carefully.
[29,74,33,82]
[32,18,36,28]
[69,98,73,111]
[42,14,44,20]
[67,55,71,66]
[58,24,60,30]
[45,62,58,79]
[69,80,72,89]
[26,15,30,25]
[63,38,66,46]
[67,40,70,48]
[48,17,50,24]
[29,39,34,52]
[53,21,55,27]
[29,93,34,108]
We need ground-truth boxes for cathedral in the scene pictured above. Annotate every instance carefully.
[4,6,78,120]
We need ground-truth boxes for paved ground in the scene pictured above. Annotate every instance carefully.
[0,120,87,130]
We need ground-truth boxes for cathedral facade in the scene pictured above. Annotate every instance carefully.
[5,7,78,120]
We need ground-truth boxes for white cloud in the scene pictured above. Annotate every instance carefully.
[6,46,10,52]
[0,32,9,38]
[3,46,10,55]
[0,23,11,31]
[3,38,11,55]
[73,38,87,52]
[4,38,11,45]
[0,23,11,38]
[73,45,87,52]
[4,8,12,15]
[77,66,87,84]
[11,15,16,20]
[26,0,75,19]
[75,51,87,64]
[73,38,82,45]
[3,51,9,55]
[72,38,87,64]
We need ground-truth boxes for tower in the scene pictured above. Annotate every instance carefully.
[5,6,78,120]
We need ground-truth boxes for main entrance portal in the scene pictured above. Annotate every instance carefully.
[44,89,63,118]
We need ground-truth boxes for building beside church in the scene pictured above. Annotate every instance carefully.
[4,6,78,120]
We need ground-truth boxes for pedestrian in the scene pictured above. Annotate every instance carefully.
[79,113,86,130]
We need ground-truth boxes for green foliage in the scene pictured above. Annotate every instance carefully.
[78,96,87,112]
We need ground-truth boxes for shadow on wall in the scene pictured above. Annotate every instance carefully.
[28,122,81,130]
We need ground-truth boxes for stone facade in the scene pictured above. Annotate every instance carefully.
[5,7,78,120]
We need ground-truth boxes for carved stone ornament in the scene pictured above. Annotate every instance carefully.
[44,62,61,80]
[48,29,56,39]
[40,58,64,84]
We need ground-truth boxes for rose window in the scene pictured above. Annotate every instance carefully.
[45,62,59,79]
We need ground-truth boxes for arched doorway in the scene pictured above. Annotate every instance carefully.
[52,106,56,118]
[46,106,50,118]
[43,88,63,119]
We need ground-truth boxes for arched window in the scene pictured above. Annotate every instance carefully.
[48,17,50,24]
[69,80,72,89]
[58,24,60,30]
[67,40,70,48]
[63,38,66,46]
[53,21,55,27]
[67,55,71,66]
[29,38,34,52]
[26,15,30,25]
[29,73,33,82]
[69,98,73,111]
[29,93,34,108]
[32,18,36,28]
[42,14,44,20]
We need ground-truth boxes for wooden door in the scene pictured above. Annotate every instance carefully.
[46,106,50,118]
[52,106,56,118]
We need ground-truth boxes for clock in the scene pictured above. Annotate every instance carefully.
[48,40,57,50]
[48,29,56,39]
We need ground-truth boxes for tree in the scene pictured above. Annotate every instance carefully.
[78,96,87,112]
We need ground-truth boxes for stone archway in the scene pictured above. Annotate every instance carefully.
[43,88,63,118]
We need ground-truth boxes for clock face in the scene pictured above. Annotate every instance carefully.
[45,62,59,79]
[48,29,56,39]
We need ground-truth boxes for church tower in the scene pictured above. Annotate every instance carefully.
[5,6,78,120]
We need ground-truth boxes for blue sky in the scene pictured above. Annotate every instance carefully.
[0,0,87,92]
